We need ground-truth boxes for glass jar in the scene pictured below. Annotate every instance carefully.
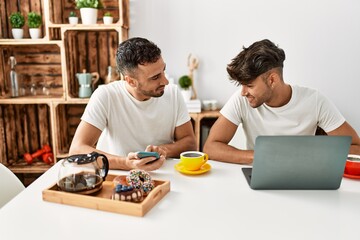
[105,66,119,84]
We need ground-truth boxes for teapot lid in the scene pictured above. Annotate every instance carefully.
[66,152,109,180]
[78,69,91,75]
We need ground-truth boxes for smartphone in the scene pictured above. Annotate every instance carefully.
[137,151,160,164]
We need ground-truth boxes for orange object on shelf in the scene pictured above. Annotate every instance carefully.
[24,145,53,165]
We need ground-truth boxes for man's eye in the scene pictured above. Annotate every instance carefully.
[151,75,160,80]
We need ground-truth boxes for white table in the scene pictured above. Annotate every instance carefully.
[1,159,359,240]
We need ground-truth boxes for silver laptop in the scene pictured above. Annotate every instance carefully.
[242,136,351,190]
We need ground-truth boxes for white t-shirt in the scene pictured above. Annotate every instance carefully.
[81,81,190,156]
[220,85,345,150]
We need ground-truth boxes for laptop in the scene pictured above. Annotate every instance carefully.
[242,136,351,190]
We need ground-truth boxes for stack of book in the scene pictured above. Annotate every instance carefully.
[185,99,201,113]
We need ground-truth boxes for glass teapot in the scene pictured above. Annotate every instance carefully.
[57,152,109,194]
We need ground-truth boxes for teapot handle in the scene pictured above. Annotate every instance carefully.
[91,152,109,181]
[91,72,100,89]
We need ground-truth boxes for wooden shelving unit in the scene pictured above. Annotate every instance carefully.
[0,0,129,173]
[190,110,221,151]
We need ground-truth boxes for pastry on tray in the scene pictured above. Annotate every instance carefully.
[111,169,155,202]
[111,184,143,202]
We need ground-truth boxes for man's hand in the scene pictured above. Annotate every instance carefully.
[144,145,167,158]
[125,145,166,171]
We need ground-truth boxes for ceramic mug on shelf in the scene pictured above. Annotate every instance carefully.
[180,151,208,171]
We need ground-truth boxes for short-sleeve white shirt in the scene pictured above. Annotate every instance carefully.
[81,81,190,156]
[220,85,345,150]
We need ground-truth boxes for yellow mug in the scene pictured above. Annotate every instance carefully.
[180,151,208,171]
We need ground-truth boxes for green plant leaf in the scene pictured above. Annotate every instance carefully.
[178,75,192,89]
[75,0,104,9]
[27,12,42,28]
[69,11,77,17]
[9,12,25,28]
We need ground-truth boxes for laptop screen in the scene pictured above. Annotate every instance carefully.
[243,136,351,190]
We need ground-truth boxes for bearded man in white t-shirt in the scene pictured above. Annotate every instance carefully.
[204,39,360,164]
[69,37,196,170]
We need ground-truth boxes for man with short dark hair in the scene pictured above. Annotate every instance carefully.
[70,37,196,170]
[204,39,360,164]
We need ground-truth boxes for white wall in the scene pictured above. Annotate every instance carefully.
[129,0,360,133]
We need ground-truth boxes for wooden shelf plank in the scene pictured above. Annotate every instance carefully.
[48,23,127,29]
[0,96,65,104]
[0,39,62,45]
[8,162,52,174]
[56,153,69,159]
[63,98,89,104]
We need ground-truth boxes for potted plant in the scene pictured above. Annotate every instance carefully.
[75,0,103,25]
[103,12,113,24]
[178,75,192,101]
[27,12,42,39]
[69,11,79,25]
[9,12,25,39]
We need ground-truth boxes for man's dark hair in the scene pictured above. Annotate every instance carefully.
[116,37,161,76]
[226,39,286,85]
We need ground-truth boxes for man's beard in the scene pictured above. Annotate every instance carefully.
[139,87,165,98]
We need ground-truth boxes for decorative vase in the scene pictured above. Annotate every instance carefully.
[12,29,24,39]
[181,89,192,101]
[69,17,79,25]
[29,28,41,39]
[80,8,98,25]
[103,16,113,24]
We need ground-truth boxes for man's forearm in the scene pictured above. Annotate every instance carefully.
[204,141,253,164]
[69,144,130,170]
[160,136,196,158]
[350,144,360,155]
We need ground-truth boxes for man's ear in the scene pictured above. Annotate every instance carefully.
[268,71,280,88]
[124,75,137,87]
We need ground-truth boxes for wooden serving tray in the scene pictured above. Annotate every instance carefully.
[42,174,170,217]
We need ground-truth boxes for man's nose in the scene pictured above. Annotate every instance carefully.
[241,86,248,96]
[161,75,169,85]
